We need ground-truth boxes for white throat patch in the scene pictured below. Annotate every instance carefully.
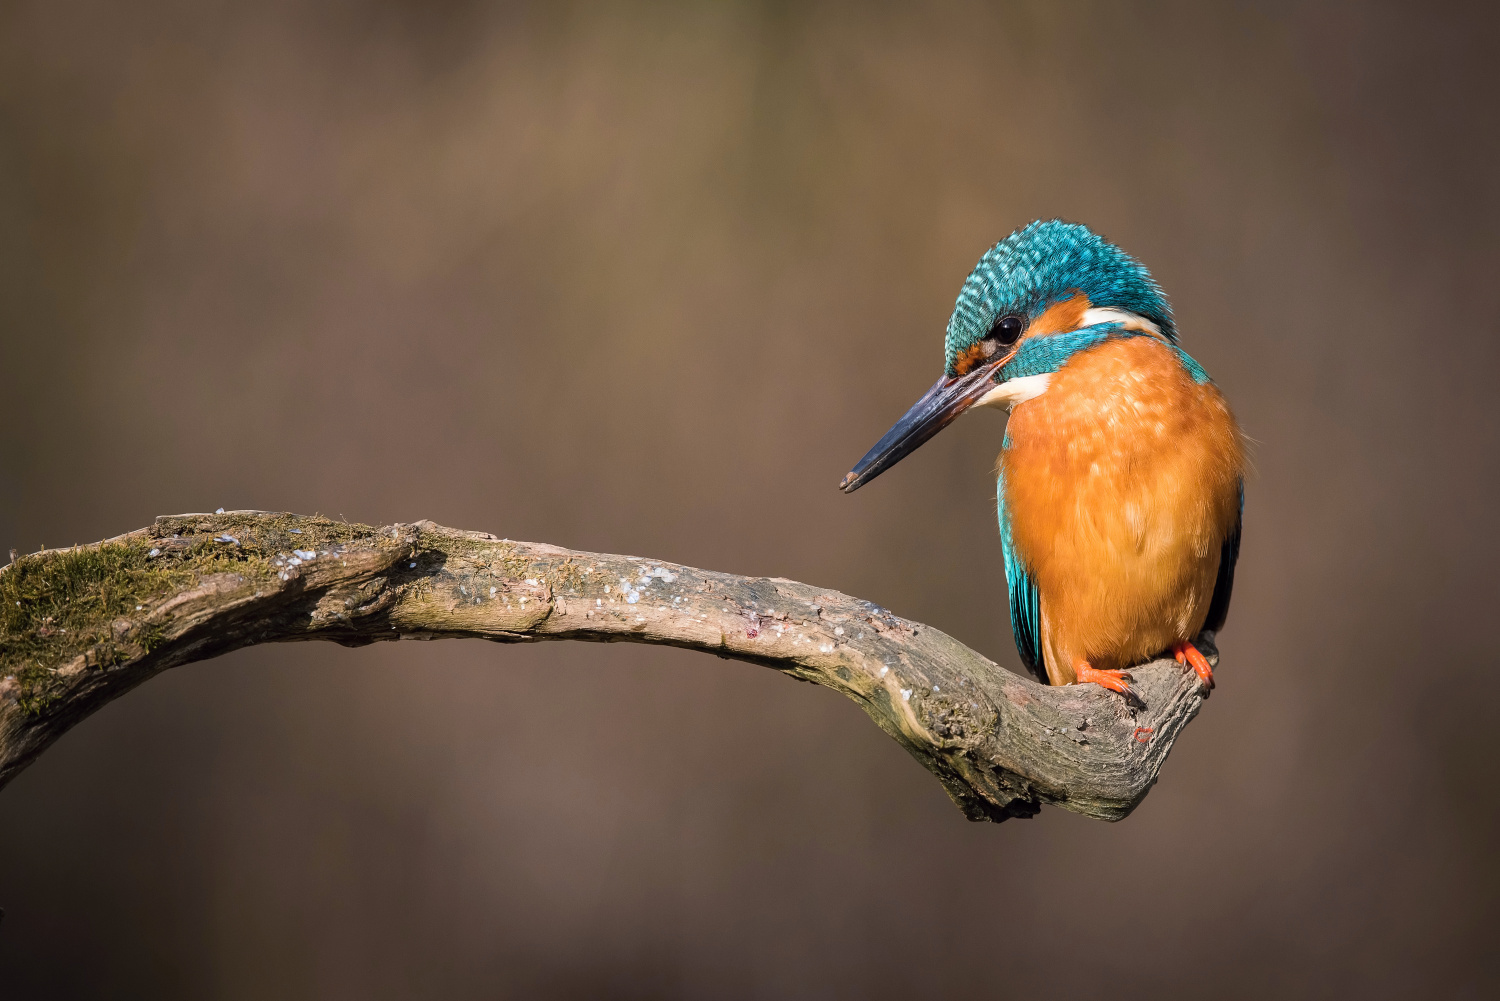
[975,373,1052,411]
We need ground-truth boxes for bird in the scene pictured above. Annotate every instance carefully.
[839,220,1244,700]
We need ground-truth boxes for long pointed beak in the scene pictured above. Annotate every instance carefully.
[838,358,1007,493]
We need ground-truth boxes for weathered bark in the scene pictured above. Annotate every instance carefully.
[0,511,1216,822]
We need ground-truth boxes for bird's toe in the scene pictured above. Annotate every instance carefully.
[1074,662,1140,702]
[1171,641,1215,690]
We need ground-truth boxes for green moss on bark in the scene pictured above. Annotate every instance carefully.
[1,511,390,712]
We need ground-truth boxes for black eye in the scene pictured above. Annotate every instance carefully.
[988,314,1024,346]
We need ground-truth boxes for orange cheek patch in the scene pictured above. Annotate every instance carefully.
[1026,292,1092,338]
[954,292,1092,375]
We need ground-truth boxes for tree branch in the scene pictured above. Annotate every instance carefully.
[0,511,1214,822]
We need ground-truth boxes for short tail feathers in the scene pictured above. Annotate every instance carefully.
[1202,480,1243,634]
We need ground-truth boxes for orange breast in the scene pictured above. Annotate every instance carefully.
[999,336,1244,684]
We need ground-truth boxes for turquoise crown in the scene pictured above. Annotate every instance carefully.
[943,220,1176,375]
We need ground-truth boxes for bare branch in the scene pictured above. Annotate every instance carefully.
[0,511,1215,822]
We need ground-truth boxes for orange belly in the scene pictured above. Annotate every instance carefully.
[999,336,1244,685]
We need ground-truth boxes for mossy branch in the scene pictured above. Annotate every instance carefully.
[0,511,1215,822]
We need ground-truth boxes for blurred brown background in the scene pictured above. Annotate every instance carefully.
[2,1,1497,997]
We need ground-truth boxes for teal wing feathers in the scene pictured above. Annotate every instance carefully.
[1203,479,1243,634]
[997,465,1047,684]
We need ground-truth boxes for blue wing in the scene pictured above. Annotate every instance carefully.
[1203,479,1243,634]
[997,465,1047,684]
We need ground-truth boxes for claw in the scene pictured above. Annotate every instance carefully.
[1172,641,1215,689]
[1074,660,1139,702]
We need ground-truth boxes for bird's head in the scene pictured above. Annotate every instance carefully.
[838,219,1175,492]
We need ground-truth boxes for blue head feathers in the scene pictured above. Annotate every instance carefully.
[943,220,1175,375]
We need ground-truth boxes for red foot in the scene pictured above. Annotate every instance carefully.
[1172,641,1215,689]
[1074,660,1137,701]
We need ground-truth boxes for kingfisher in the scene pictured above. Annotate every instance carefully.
[839,220,1244,700]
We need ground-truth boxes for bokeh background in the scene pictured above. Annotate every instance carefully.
[2,1,1497,997]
